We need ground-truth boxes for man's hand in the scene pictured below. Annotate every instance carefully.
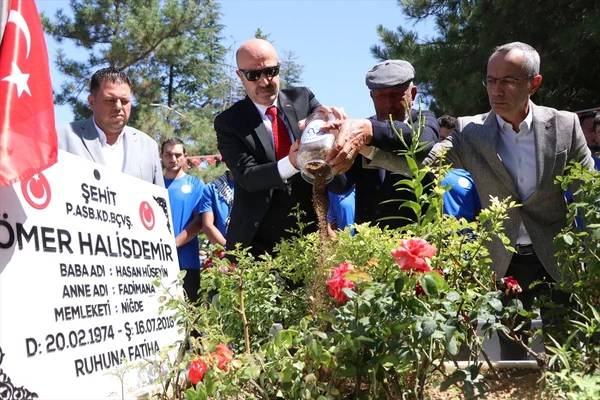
[326,119,373,174]
[298,105,347,131]
[289,139,300,169]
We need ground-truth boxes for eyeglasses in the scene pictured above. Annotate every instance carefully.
[482,75,533,88]
[238,65,280,82]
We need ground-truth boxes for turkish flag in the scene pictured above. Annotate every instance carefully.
[0,0,57,186]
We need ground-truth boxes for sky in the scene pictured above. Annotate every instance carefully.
[36,0,436,127]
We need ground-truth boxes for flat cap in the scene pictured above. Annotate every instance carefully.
[365,59,415,90]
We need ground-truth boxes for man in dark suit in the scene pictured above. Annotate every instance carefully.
[59,67,163,186]
[345,60,439,228]
[215,38,339,256]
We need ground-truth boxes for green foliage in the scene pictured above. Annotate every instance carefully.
[43,0,229,152]
[372,1,600,116]
[145,119,543,399]
[148,116,596,399]
[544,163,600,399]
[192,163,228,185]
[251,28,304,88]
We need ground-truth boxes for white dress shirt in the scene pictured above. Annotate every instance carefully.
[93,119,126,173]
[495,104,537,245]
[253,100,298,181]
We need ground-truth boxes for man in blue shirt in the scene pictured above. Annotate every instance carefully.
[327,185,356,234]
[162,138,205,302]
[437,115,481,221]
[441,169,480,221]
[198,170,234,246]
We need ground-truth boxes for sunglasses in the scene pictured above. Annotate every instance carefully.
[238,65,280,82]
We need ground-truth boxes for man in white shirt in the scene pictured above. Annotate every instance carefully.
[58,67,163,187]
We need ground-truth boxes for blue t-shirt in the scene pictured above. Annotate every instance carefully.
[198,175,234,237]
[164,174,205,270]
[442,169,480,222]
[327,185,356,230]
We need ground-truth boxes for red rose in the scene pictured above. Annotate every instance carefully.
[188,357,208,385]
[214,343,234,371]
[214,249,226,259]
[326,262,356,304]
[415,282,425,296]
[501,276,522,295]
[391,238,437,273]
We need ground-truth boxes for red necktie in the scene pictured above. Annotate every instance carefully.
[266,105,292,160]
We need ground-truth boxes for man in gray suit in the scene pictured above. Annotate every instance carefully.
[330,42,594,358]
[59,67,164,187]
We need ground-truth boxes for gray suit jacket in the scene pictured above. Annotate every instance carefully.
[368,103,594,280]
[58,118,164,187]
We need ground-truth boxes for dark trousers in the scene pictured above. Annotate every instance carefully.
[182,268,200,303]
[499,253,572,360]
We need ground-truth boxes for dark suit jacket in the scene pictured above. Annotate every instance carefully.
[346,112,439,228]
[370,109,439,153]
[215,87,320,251]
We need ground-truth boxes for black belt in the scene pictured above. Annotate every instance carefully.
[515,244,535,256]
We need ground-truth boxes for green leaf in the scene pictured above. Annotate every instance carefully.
[355,335,376,343]
[422,318,437,337]
[442,323,457,341]
[394,277,405,294]
[422,272,447,297]
[447,336,459,356]
[342,287,356,299]
[563,233,574,245]
[446,291,461,302]
[274,329,296,348]
[488,298,503,312]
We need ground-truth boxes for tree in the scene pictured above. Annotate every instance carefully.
[43,0,231,155]
[372,0,600,116]
[252,28,304,88]
[279,50,303,88]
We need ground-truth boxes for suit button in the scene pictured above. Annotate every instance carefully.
[253,222,259,227]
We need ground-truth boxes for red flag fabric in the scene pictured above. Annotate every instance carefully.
[0,0,57,186]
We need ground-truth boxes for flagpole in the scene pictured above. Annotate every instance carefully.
[0,0,8,44]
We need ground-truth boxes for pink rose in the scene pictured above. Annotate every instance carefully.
[391,238,437,273]
[213,343,234,371]
[326,262,356,304]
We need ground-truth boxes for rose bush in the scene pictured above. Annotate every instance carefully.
[148,120,598,399]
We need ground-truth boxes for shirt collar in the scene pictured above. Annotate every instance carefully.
[93,118,125,146]
[253,97,279,118]
[495,101,534,134]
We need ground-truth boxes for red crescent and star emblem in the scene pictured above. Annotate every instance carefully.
[139,201,155,230]
[0,0,58,186]
[20,172,51,209]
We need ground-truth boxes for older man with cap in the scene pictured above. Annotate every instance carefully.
[340,60,439,228]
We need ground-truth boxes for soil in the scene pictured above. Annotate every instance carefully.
[308,162,330,243]
[307,161,332,314]
[426,368,542,399]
